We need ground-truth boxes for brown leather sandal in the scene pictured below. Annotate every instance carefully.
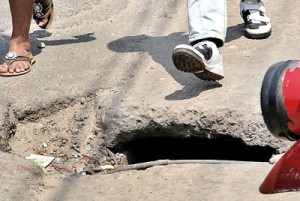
[0,52,36,77]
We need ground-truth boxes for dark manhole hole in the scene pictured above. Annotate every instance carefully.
[114,136,275,164]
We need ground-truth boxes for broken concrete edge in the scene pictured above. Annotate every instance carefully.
[0,102,15,152]
[96,104,293,153]
[0,90,293,159]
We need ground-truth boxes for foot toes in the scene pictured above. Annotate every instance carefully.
[0,66,7,73]
[9,68,15,73]
[1,62,31,74]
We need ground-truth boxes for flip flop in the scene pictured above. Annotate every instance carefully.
[0,52,36,77]
[33,0,54,29]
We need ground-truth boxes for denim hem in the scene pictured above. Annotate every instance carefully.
[189,34,225,47]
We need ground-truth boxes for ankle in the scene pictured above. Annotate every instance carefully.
[10,36,30,45]
[8,40,31,55]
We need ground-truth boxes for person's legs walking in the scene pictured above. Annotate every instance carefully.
[0,0,35,76]
[172,0,227,81]
[240,0,271,39]
[187,0,227,47]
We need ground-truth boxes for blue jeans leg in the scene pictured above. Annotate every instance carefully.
[188,0,227,47]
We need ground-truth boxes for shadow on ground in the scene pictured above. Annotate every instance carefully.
[0,30,96,60]
[226,23,244,43]
[107,32,222,100]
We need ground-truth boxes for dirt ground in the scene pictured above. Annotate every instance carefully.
[1,0,300,200]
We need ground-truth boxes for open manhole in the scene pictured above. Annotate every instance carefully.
[113,136,276,164]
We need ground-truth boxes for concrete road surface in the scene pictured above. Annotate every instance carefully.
[0,0,300,200]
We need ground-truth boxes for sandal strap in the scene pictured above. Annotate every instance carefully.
[33,0,53,20]
[3,56,31,71]
[247,12,270,23]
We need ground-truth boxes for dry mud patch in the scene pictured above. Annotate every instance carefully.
[8,97,127,175]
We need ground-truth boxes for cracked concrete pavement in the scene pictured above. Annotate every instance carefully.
[0,0,300,200]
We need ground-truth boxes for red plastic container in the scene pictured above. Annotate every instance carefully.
[261,60,300,141]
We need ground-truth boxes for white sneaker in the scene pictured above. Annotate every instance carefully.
[172,41,224,81]
[240,0,271,39]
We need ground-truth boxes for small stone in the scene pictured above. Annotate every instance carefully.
[42,143,48,148]
[97,139,105,146]
[61,138,68,144]
[71,129,79,135]
[71,150,78,158]
[93,126,101,134]
[89,139,99,149]
[76,167,84,173]
[120,155,128,166]
[269,153,284,164]
[87,135,95,139]
[38,41,46,49]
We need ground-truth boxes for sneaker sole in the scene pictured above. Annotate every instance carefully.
[245,29,272,39]
[193,71,224,81]
[172,48,224,81]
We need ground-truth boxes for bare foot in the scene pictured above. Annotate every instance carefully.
[0,39,34,75]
